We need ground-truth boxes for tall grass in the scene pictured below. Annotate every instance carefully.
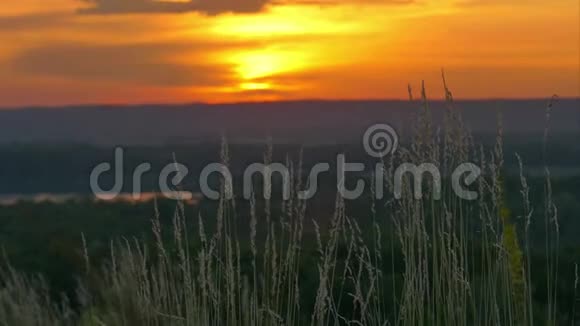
[0,85,568,325]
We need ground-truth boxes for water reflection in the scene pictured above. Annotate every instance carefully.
[0,192,201,206]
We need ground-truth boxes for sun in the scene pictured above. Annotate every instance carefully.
[221,48,307,92]
[234,51,283,80]
[239,82,271,91]
[208,6,337,93]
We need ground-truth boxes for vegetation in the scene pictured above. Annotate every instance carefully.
[0,88,578,325]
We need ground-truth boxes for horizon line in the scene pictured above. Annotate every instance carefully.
[0,96,578,111]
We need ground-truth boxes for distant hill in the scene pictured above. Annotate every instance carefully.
[0,99,578,146]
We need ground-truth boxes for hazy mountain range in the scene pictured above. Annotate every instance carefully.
[0,99,578,146]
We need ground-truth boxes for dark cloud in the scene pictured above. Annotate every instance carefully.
[0,13,69,30]
[11,43,235,87]
[78,0,271,15]
[78,0,416,15]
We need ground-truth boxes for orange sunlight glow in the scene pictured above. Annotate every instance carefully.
[0,0,577,106]
[208,5,370,94]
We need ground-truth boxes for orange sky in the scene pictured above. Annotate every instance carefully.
[0,0,578,106]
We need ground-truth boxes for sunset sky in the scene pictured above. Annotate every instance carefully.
[0,0,578,107]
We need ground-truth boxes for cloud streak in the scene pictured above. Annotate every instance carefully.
[0,13,69,30]
[11,43,235,87]
[79,0,271,15]
[78,0,416,15]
